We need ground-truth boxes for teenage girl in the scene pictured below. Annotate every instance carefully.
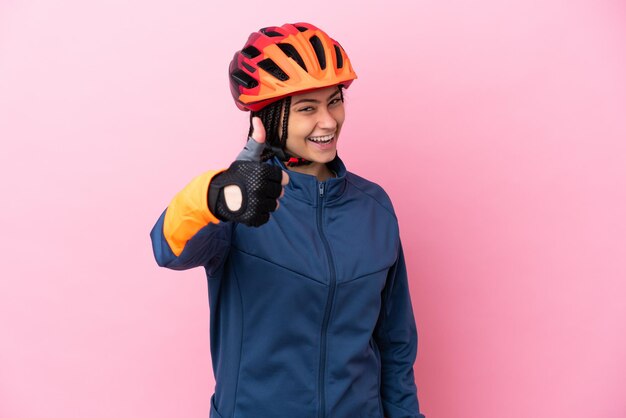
[151,22,426,418]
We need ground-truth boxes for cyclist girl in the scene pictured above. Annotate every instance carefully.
[151,22,426,418]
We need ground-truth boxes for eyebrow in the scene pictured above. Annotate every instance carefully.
[292,90,341,106]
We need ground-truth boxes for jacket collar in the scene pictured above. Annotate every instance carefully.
[269,155,347,205]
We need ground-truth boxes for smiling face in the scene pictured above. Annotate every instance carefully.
[280,86,345,165]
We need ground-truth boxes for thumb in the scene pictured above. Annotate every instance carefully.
[250,116,266,144]
[236,116,266,162]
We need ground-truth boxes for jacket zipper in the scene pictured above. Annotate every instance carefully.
[317,181,337,418]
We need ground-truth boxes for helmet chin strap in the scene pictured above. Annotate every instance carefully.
[267,145,313,167]
[286,157,313,167]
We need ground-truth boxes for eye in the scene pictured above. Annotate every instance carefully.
[297,106,314,112]
[329,97,342,106]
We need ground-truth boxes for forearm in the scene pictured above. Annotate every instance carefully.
[375,243,426,418]
[150,169,231,271]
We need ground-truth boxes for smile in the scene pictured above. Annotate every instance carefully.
[307,134,335,143]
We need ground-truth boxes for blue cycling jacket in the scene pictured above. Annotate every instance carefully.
[150,156,425,418]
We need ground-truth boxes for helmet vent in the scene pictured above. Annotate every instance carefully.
[296,26,308,32]
[260,28,283,37]
[241,45,261,59]
[277,43,308,72]
[333,45,343,69]
[231,70,259,89]
[242,62,256,73]
[258,58,290,81]
[309,35,326,70]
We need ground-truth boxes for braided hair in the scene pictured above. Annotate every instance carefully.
[247,85,345,162]
[248,96,291,162]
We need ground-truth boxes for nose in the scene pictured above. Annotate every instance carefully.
[316,106,338,131]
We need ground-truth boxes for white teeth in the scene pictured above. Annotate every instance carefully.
[307,134,334,143]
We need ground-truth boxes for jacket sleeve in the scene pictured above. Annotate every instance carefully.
[374,241,426,418]
[150,169,232,273]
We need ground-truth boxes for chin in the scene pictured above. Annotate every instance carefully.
[288,147,337,164]
[311,150,337,164]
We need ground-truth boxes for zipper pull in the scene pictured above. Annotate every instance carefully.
[319,182,325,198]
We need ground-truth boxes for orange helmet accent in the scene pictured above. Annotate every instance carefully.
[229,22,357,111]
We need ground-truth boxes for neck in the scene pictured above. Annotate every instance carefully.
[287,161,334,181]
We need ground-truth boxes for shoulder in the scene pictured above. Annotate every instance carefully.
[345,171,397,219]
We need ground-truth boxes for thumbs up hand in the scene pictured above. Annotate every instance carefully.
[236,116,269,161]
[208,117,289,227]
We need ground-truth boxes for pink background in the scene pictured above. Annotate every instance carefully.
[1,0,625,417]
